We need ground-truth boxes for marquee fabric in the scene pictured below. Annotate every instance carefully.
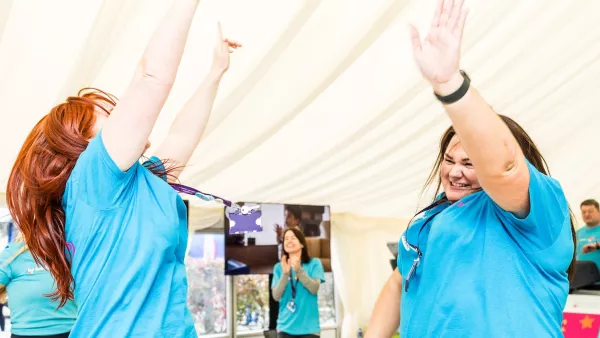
[1,0,600,336]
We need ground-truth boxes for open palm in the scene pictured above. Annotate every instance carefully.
[410,0,468,85]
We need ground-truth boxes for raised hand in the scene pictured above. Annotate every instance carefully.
[289,256,301,272]
[212,22,242,73]
[281,255,291,273]
[582,243,598,254]
[274,224,283,244]
[409,0,468,87]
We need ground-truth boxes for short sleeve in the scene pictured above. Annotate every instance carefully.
[396,241,403,273]
[271,263,282,288]
[66,131,139,208]
[0,245,15,285]
[142,156,168,182]
[492,160,569,250]
[309,258,326,283]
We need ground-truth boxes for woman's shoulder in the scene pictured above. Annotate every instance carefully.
[307,257,323,267]
[1,241,25,254]
[0,241,26,264]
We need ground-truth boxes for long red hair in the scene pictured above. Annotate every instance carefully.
[6,88,176,307]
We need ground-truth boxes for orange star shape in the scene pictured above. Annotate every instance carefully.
[580,315,594,329]
[562,319,567,333]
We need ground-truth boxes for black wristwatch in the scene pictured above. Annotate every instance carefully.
[434,70,470,104]
[596,242,600,250]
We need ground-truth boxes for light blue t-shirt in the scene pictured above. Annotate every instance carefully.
[272,258,325,335]
[0,242,77,335]
[576,225,600,269]
[397,160,572,337]
[63,132,196,337]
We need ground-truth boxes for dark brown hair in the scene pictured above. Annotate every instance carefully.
[420,114,577,281]
[6,88,178,307]
[285,205,302,223]
[282,227,311,264]
[581,199,600,210]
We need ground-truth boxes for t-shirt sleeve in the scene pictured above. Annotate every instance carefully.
[66,130,139,208]
[491,160,570,251]
[271,263,282,288]
[396,241,403,275]
[142,156,168,182]
[0,245,15,285]
[309,258,326,283]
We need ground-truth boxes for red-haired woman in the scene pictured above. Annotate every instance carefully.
[6,0,240,336]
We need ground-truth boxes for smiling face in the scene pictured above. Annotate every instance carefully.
[283,229,304,255]
[440,135,482,201]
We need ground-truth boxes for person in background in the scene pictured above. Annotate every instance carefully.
[576,199,600,268]
[367,0,575,336]
[271,227,325,338]
[275,205,303,244]
[0,301,5,332]
[5,0,240,336]
[0,234,77,338]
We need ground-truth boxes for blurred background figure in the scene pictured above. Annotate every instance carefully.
[0,234,77,338]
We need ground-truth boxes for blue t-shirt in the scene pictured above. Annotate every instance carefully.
[63,132,196,337]
[0,242,77,335]
[397,161,572,337]
[576,225,600,269]
[272,258,325,335]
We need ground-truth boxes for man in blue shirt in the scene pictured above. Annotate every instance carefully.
[576,199,600,268]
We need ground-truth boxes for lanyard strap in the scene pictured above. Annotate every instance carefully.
[170,183,237,209]
[289,273,300,299]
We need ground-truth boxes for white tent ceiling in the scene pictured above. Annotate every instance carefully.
[1,0,599,220]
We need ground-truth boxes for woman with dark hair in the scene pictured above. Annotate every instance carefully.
[6,0,240,336]
[367,0,575,337]
[0,234,77,338]
[271,227,325,338]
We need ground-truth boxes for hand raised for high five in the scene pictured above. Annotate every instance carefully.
[409,0,468,88]
[212,22,242,73]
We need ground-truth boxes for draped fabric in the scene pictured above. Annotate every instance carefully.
[2,0,600,336]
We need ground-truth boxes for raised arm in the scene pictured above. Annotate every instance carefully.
[366,268,402,338]
[102,0,200,172]
[153,23,241,179]
[410,0,529,216]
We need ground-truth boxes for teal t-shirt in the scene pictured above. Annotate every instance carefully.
[576,225,600,269]
[63,131,196,337]
[0,242,77,335]
[397,160,572,337]
[272,258,325,335]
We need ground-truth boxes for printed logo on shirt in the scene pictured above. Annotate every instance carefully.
[27,266,45,274]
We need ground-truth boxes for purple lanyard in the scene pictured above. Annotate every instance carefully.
[170,183,238,209]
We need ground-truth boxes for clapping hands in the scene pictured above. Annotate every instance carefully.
[281,255,291,273]
[281,255,301,273]
[289,256,301,272]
